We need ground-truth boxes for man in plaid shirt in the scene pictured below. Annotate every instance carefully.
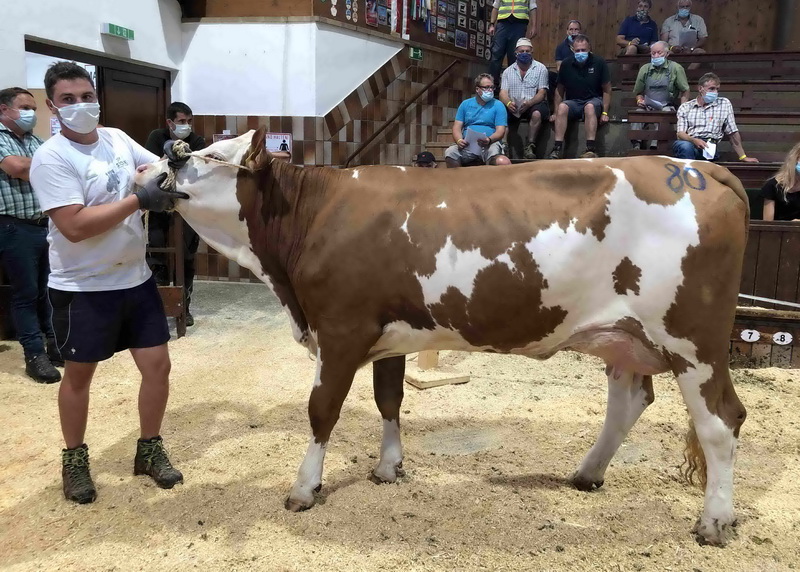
[672,72,759,162]
[499,38,550,159]
[0,87,62,383]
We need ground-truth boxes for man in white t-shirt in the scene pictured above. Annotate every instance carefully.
[30,62,188,504]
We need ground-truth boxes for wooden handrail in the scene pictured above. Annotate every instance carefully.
[344,58,461,168]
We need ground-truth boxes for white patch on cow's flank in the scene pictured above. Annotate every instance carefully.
[496,252,516,273]
[437,202,447,209]
[352,169,360,179]
[312,348,323,388]
[367,320,494,361]
[395,166,407,172]
[415,236,496,305]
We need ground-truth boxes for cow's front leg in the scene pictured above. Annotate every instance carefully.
[285,344,361,511]
[571,367,654,490]
[370,356,406,483]
[675,363,746,546]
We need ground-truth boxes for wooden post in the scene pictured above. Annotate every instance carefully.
[404,350,470,390]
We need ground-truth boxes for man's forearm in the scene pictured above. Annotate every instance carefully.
[489,127,506,143]
[0,156,33,181]
[729,132,747,158]
[677,130,693,142]
[50,196,141,243]
[490,7,498,24]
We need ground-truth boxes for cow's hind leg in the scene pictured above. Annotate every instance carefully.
[370,356,406,483]
[571,367,654,490]
[285,344,364,512]
[674,361,746,546]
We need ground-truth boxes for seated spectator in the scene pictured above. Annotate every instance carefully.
[661,0,707,56]
[672,73,759,162]
[499,38,549,159]
[630,41,689,150]
[617,0,659,56]
[555,20,582,71]
[761,142,800,221]
[412,151,438,168]
[445,73,511,168]
[549,35,611,159]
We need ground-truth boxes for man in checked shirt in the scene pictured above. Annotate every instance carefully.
[499,38,549,159]
[672,72,759,162]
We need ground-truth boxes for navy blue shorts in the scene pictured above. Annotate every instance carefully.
[564,97,604,120]
[48,277,170,363]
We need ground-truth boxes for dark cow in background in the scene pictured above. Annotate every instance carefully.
[137,127,748,546]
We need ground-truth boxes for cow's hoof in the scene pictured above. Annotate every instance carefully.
[693,517,737,547]
[570,471,604,492]
[369,462,405,484]
[284,486,317,512]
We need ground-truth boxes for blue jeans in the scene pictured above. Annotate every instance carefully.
[672,139,718,161]
[489,18,528,88]
[0,219,53,358]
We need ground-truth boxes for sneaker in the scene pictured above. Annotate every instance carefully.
[523,142,537,160]
[548,147,562,160]
[185,310,194,328]
[134,436,183,489]
[25,354,61,384]
[581,150,599,159]
[62,444,97,504]
[46,339,64,367]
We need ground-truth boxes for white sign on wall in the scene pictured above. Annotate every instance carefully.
[265,133,292,153]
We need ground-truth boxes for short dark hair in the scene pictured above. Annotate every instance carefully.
[167,101,193,120]
[44,61,94,100]
[572,34,591,46]
[0,87,34,108]
[474,73,494,88]
[639,0,653,7]
[698,72,720,87]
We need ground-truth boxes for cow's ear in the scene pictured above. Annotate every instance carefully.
[246,126,270,170]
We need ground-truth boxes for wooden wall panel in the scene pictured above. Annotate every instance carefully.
[184,0,314,18]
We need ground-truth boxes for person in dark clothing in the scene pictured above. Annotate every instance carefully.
[617,0,659,56]
[144,102,205,327]
[761,142,800,221]
[554,20,582,71]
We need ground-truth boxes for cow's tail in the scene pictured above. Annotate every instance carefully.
[682,418,707,487]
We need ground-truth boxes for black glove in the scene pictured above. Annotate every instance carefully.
[134,173,189,213]
[163,140,190,170]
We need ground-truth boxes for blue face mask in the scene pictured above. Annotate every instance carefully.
[516,52,533,66]
[574,51,589,63]
[703,91,718,104]
[651,56,666,66]
[480,90,494,102]
[567,34,575,43]
[678,8,690,17]
[795,161,800,174]
[12,109,37,133]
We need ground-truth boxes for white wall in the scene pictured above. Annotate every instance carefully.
[314,23,401,115]
[0,0,183,88]
[181,22,401,116]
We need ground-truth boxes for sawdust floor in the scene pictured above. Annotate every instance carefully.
[0,282,799,571]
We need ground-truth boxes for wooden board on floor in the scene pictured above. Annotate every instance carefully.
[404,351,470,390]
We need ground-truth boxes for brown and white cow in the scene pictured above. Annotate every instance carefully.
[137,127,748,546]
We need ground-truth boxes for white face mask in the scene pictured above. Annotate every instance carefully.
[56,102,100,134]
[172,123,191,139]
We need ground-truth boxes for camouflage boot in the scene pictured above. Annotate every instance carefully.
[133,436,183,489]
[62,444,97,504]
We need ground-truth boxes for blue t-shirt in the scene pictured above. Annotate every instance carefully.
[618,15,659,45]
[555,38,573,62]
[455,97,508,138]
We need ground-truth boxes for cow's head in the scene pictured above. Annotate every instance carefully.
[135,127,274,273]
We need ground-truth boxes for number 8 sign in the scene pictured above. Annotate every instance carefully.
[772,332,794,346]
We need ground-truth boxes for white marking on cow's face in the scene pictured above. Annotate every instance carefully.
[352,169,360,179]
[437,202,447,209]
[415,236,497,306]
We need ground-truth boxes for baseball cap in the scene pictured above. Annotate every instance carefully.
[413,151,436,165]
[516,38,533,49]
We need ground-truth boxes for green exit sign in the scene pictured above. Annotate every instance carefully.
[102,23,135,40]
[409,47,423,61]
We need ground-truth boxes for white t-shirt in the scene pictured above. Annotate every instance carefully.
[30,128,158,292]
